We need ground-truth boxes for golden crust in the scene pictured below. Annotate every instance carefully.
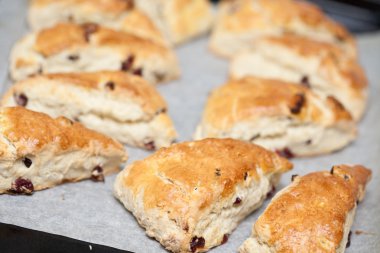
[203,77,352,130]
[120,138,292,217]
[0,107,126,158]
[21,71,167,116]
[219,0,352,40]
[31,0,134,15]
[259,35,367,90]
[34,23,170,58]
[167,0,214,44]
[253,165,371,253]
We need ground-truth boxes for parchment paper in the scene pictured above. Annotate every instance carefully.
[0,1,379,252]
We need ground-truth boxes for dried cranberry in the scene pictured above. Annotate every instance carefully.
[346,231,352,248]
[233,197,242,206]
[266,185,276,199]
[275,148,295,159]
[154,72,165,82]
[121,55,135,71]
[221,234,229,244]
[67,54,79,61]
[190,236,205,252]
[290,93,305,114]
[23,157,32,168]
[291,174,298,182]
[122,0,134,9]
[91,166,104,182]
[105,81,115,91]
[82,23,99,42]
[156,108,167,115]
[144,141,155,151]
[14,93,28,107]
[10,178,34,194]
[132,68,143,76]
[300,76,310,88]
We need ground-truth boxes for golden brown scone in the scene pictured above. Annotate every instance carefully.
[29,0,214,46]
[0,107,127,195]
[210,0,356,58]
[28,0,168,45]
[135,0,214,45]
[230,35,368,121]
[194,77,357,157]
[1,71,177,150]
[240,164,372,253]
[114,138,293,253]
[10,23,180,84]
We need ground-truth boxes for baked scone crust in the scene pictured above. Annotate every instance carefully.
[195,77,357,157]
[10,23,180,84]
[210,0,356,58]
[114,138,292,252]
[30,0,214,46]
[135,0,214,45]
[0,107,127,194]
[1,71,177,149]
[28,0,168,45]
[240,165,372,253]
[230,35,368,120]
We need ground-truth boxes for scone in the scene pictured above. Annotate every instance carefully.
[29,0,214,46]
[194,77,357,157]
[10,23,180,84]
[1,71,177,150]
[240,164,372,253]
[114,138,293,253]
[135,0,214,45]
[230,35,368,121]
[210,0,356,58]
[28,0,168,45]
[0,107,127,195]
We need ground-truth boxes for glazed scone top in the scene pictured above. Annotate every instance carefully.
[254,35,367,90]
[119,138,292,218]
[220,0,351,38]
[33,23,170,57]
[31,0,134,15]
[218,0,355,53]
[0,107,126,159]
[11,71,168,117]
[254,165,372,253]
[203,77,353,130]
[29,0,167,45]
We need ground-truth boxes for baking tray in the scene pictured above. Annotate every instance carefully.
[0,1,379,252]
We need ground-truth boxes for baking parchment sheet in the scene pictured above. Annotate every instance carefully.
[0,1,379,252]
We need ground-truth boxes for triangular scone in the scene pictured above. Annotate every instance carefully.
[1,71,177,150]
[240,165,372,253]
[28,0,168,46]
[230,35,368,121]
[0,107,127,195]
[210,0,356,58]
[114,138,292,253]
[29,0,214,46]
[10,23,180,84]
[134,0,214,45]
[194,77,357,157]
